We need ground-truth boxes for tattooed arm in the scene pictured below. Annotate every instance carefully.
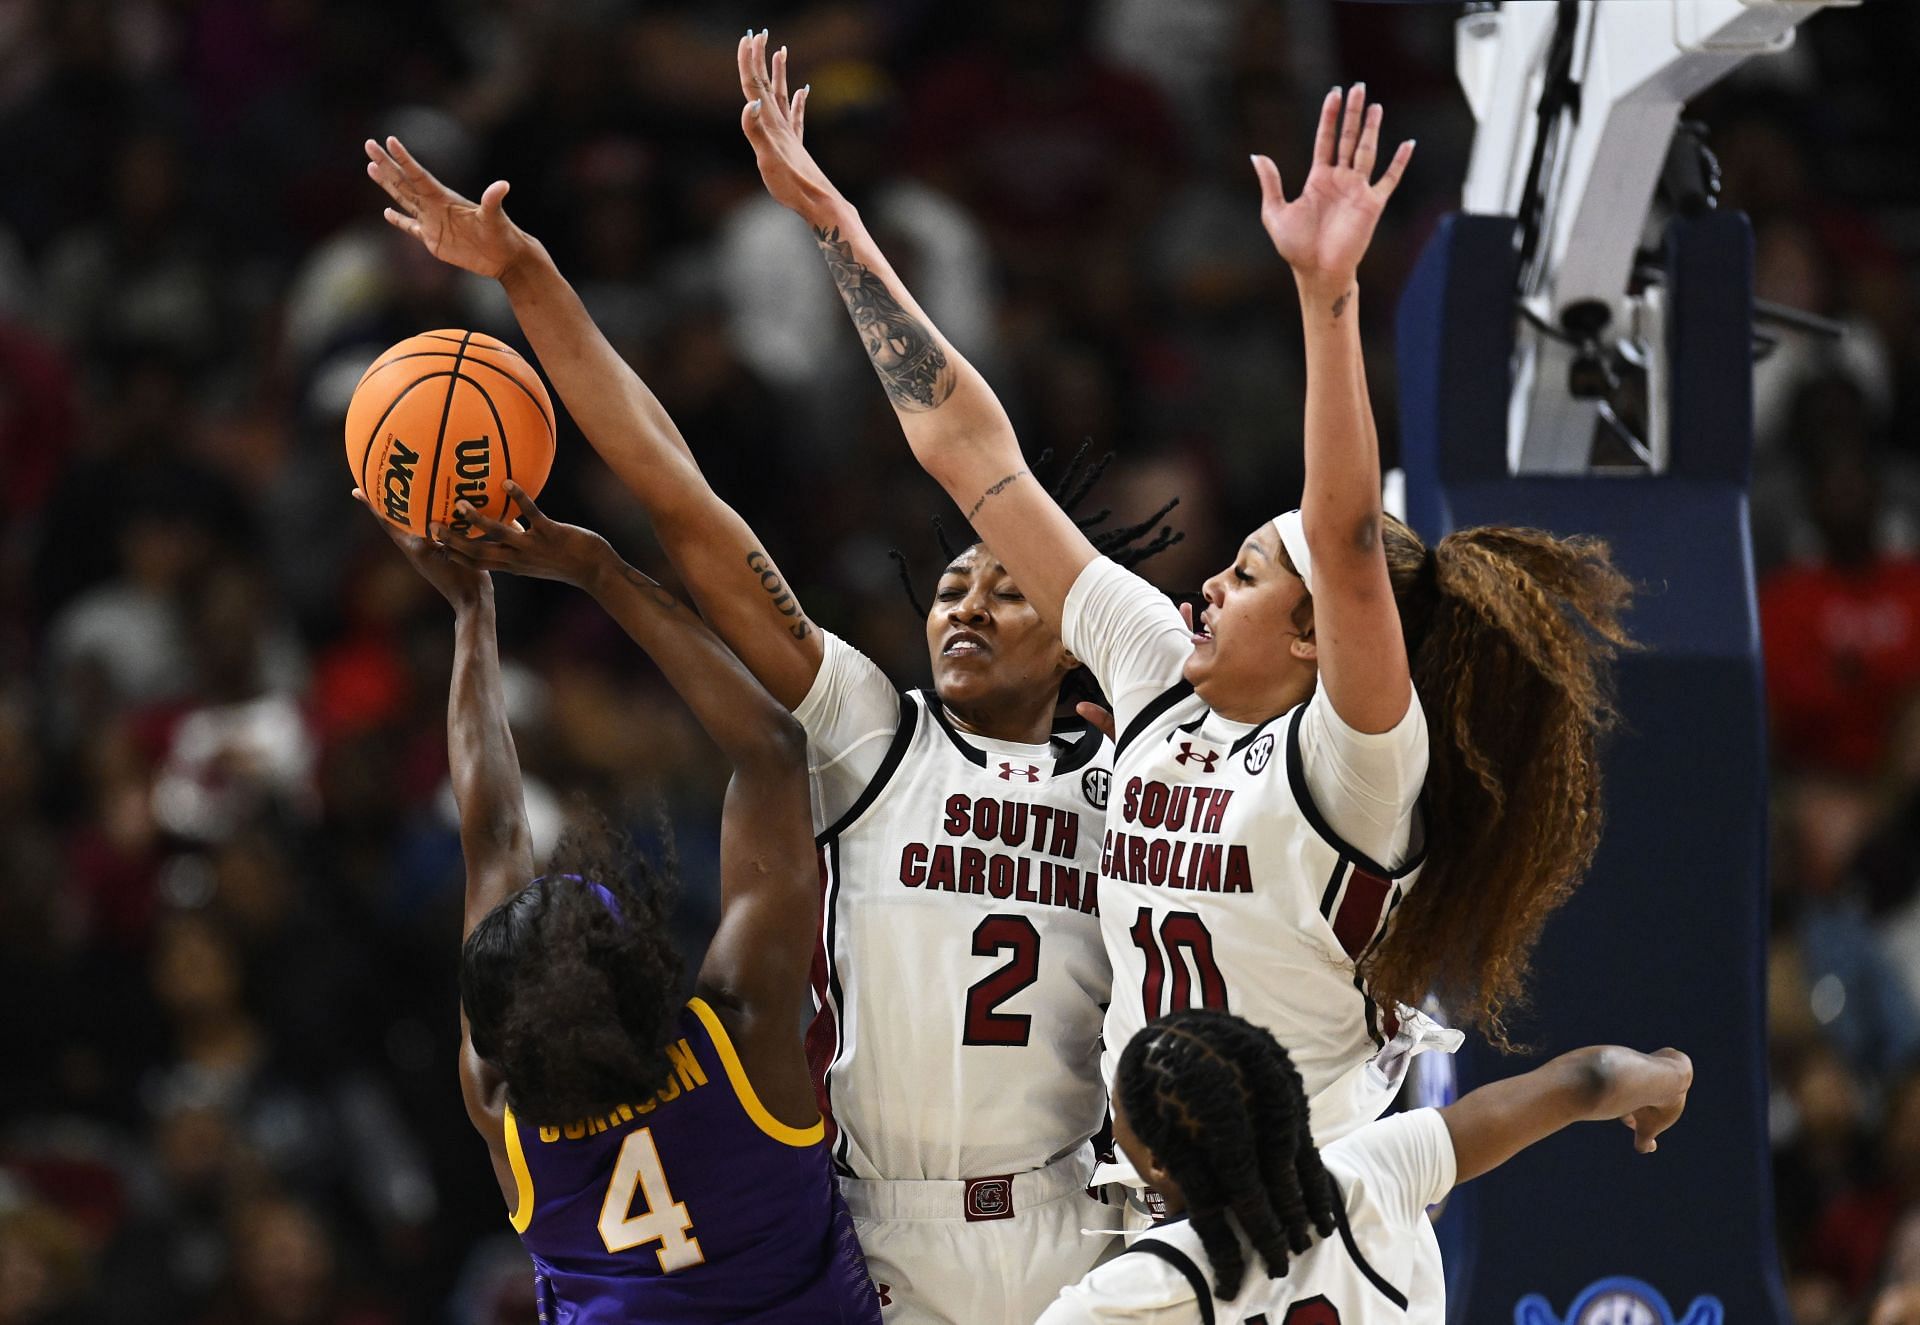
[736,33,1097,628]
[1251,85,1419,734]
[364,134,824,709]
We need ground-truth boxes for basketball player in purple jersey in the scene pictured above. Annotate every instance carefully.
[351,488,881,1324]
[364,127,1180,1321]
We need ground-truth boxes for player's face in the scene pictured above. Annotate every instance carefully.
[1183,523,1316,718]
[926,545,1074,715]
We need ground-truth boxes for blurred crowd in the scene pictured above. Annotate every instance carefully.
[0,1,1915,1322]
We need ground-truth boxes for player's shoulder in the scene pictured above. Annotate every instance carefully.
[1064,1233,1205,1311]
[1322,1109,1452,1219]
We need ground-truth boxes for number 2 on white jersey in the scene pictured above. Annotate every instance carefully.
[598,1127,705,1271]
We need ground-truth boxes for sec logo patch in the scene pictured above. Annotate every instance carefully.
[1082,767,1110,810]
[1244,733,1276,775]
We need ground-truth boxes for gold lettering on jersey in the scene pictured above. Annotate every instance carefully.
[895,794,1097,913]
[665,1039,709,1094]
[538,1037,711,1141]
[1100,779,1253,893]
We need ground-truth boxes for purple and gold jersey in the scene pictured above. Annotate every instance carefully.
[502,997,882,1323]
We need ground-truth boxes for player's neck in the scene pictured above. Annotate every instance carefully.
[942,696,1056,746]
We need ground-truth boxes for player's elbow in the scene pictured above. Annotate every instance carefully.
[738,708,808,774]
[1560,1045,1621,1115]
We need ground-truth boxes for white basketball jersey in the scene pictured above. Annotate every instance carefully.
[810,688,1115,1180]
[1038,1109,1454,1325]
[1098,684,1428,1144]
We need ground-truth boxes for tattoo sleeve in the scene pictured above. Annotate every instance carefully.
[815,226,956,413]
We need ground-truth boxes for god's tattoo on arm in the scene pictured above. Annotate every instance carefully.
[746,550,811,640]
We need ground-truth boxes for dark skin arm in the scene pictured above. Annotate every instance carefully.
[1440,1045,1693,1183]
[437,486,822,1126]
[364,134,825,710]
[352,491,532,1203]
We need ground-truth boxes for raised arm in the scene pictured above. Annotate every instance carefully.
[735,33,1097,629]
[1441,1045,1693,1185]
[364,136,824,709]
[440,487,817,1025]
[1252,87,1416,733]
[354,493,534,938]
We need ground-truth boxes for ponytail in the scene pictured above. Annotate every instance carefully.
[1365,517,1635,1046]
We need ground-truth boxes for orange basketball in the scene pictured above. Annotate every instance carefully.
[345,330,556,538]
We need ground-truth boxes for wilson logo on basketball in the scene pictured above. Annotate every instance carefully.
[446,437,491,534]
[381,439,420,523]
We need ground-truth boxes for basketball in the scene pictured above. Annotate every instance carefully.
[345,330,556,538]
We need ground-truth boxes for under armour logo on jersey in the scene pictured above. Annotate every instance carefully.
[997,762,1040,782]
[1174,742,1219,772]
[1244,732,1276,775]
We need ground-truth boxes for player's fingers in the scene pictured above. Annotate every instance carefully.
[1250,154,1286,212]
[1336,84,1366,167]
[771,43,791,111]
[479,179,512,217]
[736,31,758,102]
[382,208,424,240]
[1074,701,1117,743]
[751,29,772,101]
[792,83,809,144]
[385,135,437,189]
[1311,87,1341,166]
[503,480,548,528]
[1373,139,1415,199]
[431,534,499,569]
[1354,103,1383,177]
[1179,601,1196,632]
[457,502,525,544]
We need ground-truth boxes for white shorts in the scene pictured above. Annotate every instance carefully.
[841,1151,1125,1325]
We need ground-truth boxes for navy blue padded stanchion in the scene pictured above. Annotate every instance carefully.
[1396,212,1786,1325]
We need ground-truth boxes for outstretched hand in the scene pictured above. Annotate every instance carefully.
[365,135,534,280]
[430,481,617,590]
[737,30,835,223]
[1251,84,1413,296]
[1619,1047,1692,1154]
[353,488,491,608]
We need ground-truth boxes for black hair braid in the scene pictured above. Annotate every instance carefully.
[459,806,687,1126]
[887,442,1185,614]
[1117,1010,1338,1298]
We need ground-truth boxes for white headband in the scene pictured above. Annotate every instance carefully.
[1272,510,1313,593]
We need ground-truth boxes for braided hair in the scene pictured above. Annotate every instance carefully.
[888,443,1182,617]
[890,444,1182,711]
[1117,1009,1338,1298]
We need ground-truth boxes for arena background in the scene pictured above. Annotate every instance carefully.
[0,1,1916,1322]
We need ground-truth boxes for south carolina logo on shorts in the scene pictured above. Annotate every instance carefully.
[1082,767,1110,810]
[1515,1277,1724,1325]
[962,1176,1015,1222]
[1244,733,1276,775]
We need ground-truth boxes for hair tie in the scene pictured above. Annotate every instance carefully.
[536,873,625,923]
